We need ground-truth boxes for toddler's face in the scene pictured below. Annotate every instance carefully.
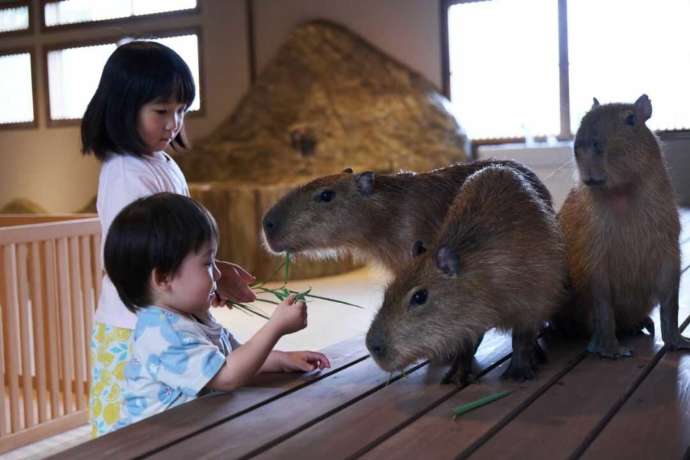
[166,240,220,315]
[137,98,187,154]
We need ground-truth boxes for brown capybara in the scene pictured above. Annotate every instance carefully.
[366,165,565,383]
[558,94,690,357]
[262,159,552,274]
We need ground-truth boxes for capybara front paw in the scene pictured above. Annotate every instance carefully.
[666,335,690,351]
[587,337,632,359]
[501,362,535,382]
[442,369,477,386]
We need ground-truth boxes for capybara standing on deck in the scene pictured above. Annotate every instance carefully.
[366,166,565,383]
[558,94,690,357]
[262,159,551,274]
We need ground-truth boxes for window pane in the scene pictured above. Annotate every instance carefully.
[48,43,117,120]
[44,0,196,27]
[0,53,34,124]
[448,0,560,140]
[569,0,690,131]
[154,34,201,111]
[47,35,201,120]
[0,5,29,33]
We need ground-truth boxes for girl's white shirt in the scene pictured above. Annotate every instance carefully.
[95,150,190,329]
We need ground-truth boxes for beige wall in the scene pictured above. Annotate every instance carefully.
[253,0,442,88]
[0,0,441,212]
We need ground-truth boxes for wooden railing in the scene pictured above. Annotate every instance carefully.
[0,216,100,454]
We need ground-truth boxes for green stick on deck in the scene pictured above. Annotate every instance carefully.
[452,390,511,420]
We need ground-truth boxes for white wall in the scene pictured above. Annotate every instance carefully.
[1,0,688,211]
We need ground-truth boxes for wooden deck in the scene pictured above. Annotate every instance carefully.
[52,210,690,460]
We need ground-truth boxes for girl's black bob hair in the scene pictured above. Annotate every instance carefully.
[81,40,196,160]
[104,192,218,313]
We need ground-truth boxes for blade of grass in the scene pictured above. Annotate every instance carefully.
[452,390,511,420]
[289,290,365,309]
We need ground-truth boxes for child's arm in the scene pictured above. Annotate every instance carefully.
[260,350,331,373]
[206,295,306,391]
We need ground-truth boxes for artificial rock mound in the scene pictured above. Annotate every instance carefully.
[178,20,468,280]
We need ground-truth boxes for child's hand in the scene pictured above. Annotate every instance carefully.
[213,261,256,306]
[277,351,331,372]
[269,295,307,335]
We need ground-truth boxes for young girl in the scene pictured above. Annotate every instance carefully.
[105,193,329,427]
[81,41,256,436]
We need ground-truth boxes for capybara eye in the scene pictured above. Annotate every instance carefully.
[625,113,636,126]
[410,289,428,307]
[593,140,603,154]
[318,190,335,202]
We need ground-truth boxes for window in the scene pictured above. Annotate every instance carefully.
[46,32,201,122]
[44,0,197,28]
[568,0,690,132]
[0,51,35,126]
[0,1,30,34]
[447,0,690,141]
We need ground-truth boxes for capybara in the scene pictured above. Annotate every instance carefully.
[366,165,565,383]
[262,159,552,274]
[558,94,690,357]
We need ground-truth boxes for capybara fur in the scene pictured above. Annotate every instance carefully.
[262,159,551,274]
[366,165,566,383]
[558,94,690,357]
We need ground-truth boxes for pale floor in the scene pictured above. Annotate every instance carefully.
[1,265,387,459]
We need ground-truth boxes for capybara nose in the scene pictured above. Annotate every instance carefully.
[366,332,387,359]
[584,177,607,187]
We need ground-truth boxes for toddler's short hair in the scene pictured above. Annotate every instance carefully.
[104,193,218,313]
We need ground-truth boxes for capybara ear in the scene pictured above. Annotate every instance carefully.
[342,167,353,174]
[592,97,601,109]
[412,240,427,257]
[356,172,375,196]
[634,94,652,121]
[435,245,460,276]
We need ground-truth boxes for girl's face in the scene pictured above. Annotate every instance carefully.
[137,98,187,154]
[161,240,220,316]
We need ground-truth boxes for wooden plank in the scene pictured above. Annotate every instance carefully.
[0,214,94,228]
[0,218,100,246]
[361,338,587,460]
[44,240,62,418]
[53,335,370,460]
[56,237,74,414]
[93,233,102,300]
[69,237,87,411]
[146,356,421,459]
[253,330,514,460]
[460,264,690,459]
[3,244,22,432]
[0,246,6,436]
[80,236,95,393]
[30,241,49,423]
[579,271,690,458]
[17,244,35,429]
[580,336,690,459]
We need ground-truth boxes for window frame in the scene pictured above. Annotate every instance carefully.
[42,26,206,128]
[442,0,690,151]
[39,0,200,33]
[0,47,38,130]
[0,0,33,37]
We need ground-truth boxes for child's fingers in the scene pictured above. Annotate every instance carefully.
[304,351,330,369]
